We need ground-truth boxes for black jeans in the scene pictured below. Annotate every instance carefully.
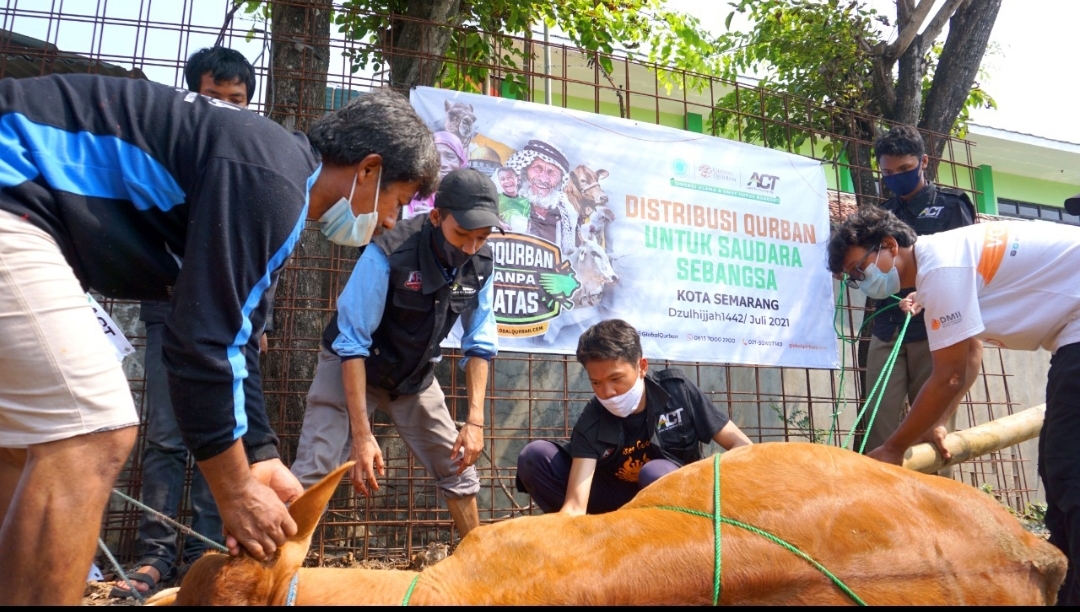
[1041,342,1080,606]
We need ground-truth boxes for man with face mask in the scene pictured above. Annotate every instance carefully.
[514,319,752,515]
[291,167,501,536]
[0,74,436,605]
[856,125,981,468]
[827,205,1080,605]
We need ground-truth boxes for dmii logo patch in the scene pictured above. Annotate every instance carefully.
[931,311,963,331]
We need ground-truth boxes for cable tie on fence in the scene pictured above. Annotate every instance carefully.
[111,488,228,553]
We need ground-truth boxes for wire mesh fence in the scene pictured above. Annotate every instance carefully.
[0,0,1033,567]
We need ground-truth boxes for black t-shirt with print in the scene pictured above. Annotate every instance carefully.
[570,370,731,505]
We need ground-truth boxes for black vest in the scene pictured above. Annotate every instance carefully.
[323,215,493,396]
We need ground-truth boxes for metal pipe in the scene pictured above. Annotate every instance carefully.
[543,22,551,105]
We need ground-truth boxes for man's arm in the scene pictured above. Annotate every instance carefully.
[451,357,489,475]
[560,457,598,516]
[329,246,392,496]
[712,421,753,450]
[868,338,971,465]
[452,274,497,474]
[342,358,383,496]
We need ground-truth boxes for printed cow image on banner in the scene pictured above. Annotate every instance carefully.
[412,86,838,369]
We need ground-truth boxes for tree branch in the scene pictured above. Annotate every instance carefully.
[884,0,936,60]
[917,0,967,53]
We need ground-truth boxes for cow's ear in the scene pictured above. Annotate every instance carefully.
[596,169,609,180]
[445,99,452,111]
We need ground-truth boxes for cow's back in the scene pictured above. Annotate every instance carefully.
[627,442,1066,605]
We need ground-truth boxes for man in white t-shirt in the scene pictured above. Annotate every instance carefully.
[827,205,1080,605]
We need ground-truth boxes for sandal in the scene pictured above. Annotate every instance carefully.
[108,570,161,600]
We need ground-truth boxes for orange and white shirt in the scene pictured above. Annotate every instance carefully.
[914,220,1080,353]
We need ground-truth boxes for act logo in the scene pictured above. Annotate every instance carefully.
[747,172,779,193]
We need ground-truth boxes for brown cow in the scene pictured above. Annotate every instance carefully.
[149,442,1066,606]
[564,164,609,220]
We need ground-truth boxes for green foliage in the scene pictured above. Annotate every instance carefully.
[707,0,887,157]
[709,0,995,154]
[327,0,715,94]
[770,402,826,444]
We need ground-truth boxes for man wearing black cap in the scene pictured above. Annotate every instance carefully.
[291,167,502,535]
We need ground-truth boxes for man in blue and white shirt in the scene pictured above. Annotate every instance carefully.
[292,168,501,535]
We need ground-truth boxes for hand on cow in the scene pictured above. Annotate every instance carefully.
[916,425,951,462]
[218,478,298,561]
[251,458,303,504]
[899,292,923,316]
[867,443,905,466]
[222,459,303,557]
[451,422,484,475]
[349,433,384,497]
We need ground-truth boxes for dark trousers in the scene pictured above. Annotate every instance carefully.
[516,440,678,514]
[1042,342,1080,606]
[135,318,223,576]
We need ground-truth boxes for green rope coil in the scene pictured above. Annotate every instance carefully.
[713,453,722,605]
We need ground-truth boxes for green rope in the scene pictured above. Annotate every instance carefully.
[827,277,904,445]
[855,311,913,453]
[648,454,866,606]
[401,574,421,606]
[712,453,721,605]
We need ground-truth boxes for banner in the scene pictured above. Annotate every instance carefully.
[412,87,838,369]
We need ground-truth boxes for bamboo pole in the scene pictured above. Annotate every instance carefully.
[903,404,1045,474]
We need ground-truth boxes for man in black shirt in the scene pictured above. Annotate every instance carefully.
[856,125,982,466]
[0,75,437,604]
[516,319,752,515]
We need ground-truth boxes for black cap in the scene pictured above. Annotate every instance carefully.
[433,168,505,233]
[1066,193,1080,216]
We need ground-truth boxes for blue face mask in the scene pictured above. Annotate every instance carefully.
[318,168,381,247]
[858,249,901,300]
[882,165,922,198]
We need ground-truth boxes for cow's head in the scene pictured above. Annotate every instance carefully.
[574,238,618,287]
[565,165,609,217]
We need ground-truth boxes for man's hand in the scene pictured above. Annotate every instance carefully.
[199,441,297,561]
[899,292,923,315]
[222,459,302,557]
[250,458,303,503]
[915,425,951,462]
[451,422,484,475]
[349,433,385,497]
[217,478,298,560]
[867,443,906,466]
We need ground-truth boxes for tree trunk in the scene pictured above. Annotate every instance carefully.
[891,33,924,128]
[386,0,463,90]
[263,0,333,460]
[919,0,1002,169]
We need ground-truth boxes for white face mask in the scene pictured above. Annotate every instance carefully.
[318,167,381,247]
[597,373,646,418]
[859,249,901,300]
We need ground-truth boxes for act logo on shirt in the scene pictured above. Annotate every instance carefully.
[918,206,944,218]
[931,311,963,331]
[404,271,423,291]
[656,407,686,433]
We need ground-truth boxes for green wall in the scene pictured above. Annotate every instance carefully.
[993,170,1080,209]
